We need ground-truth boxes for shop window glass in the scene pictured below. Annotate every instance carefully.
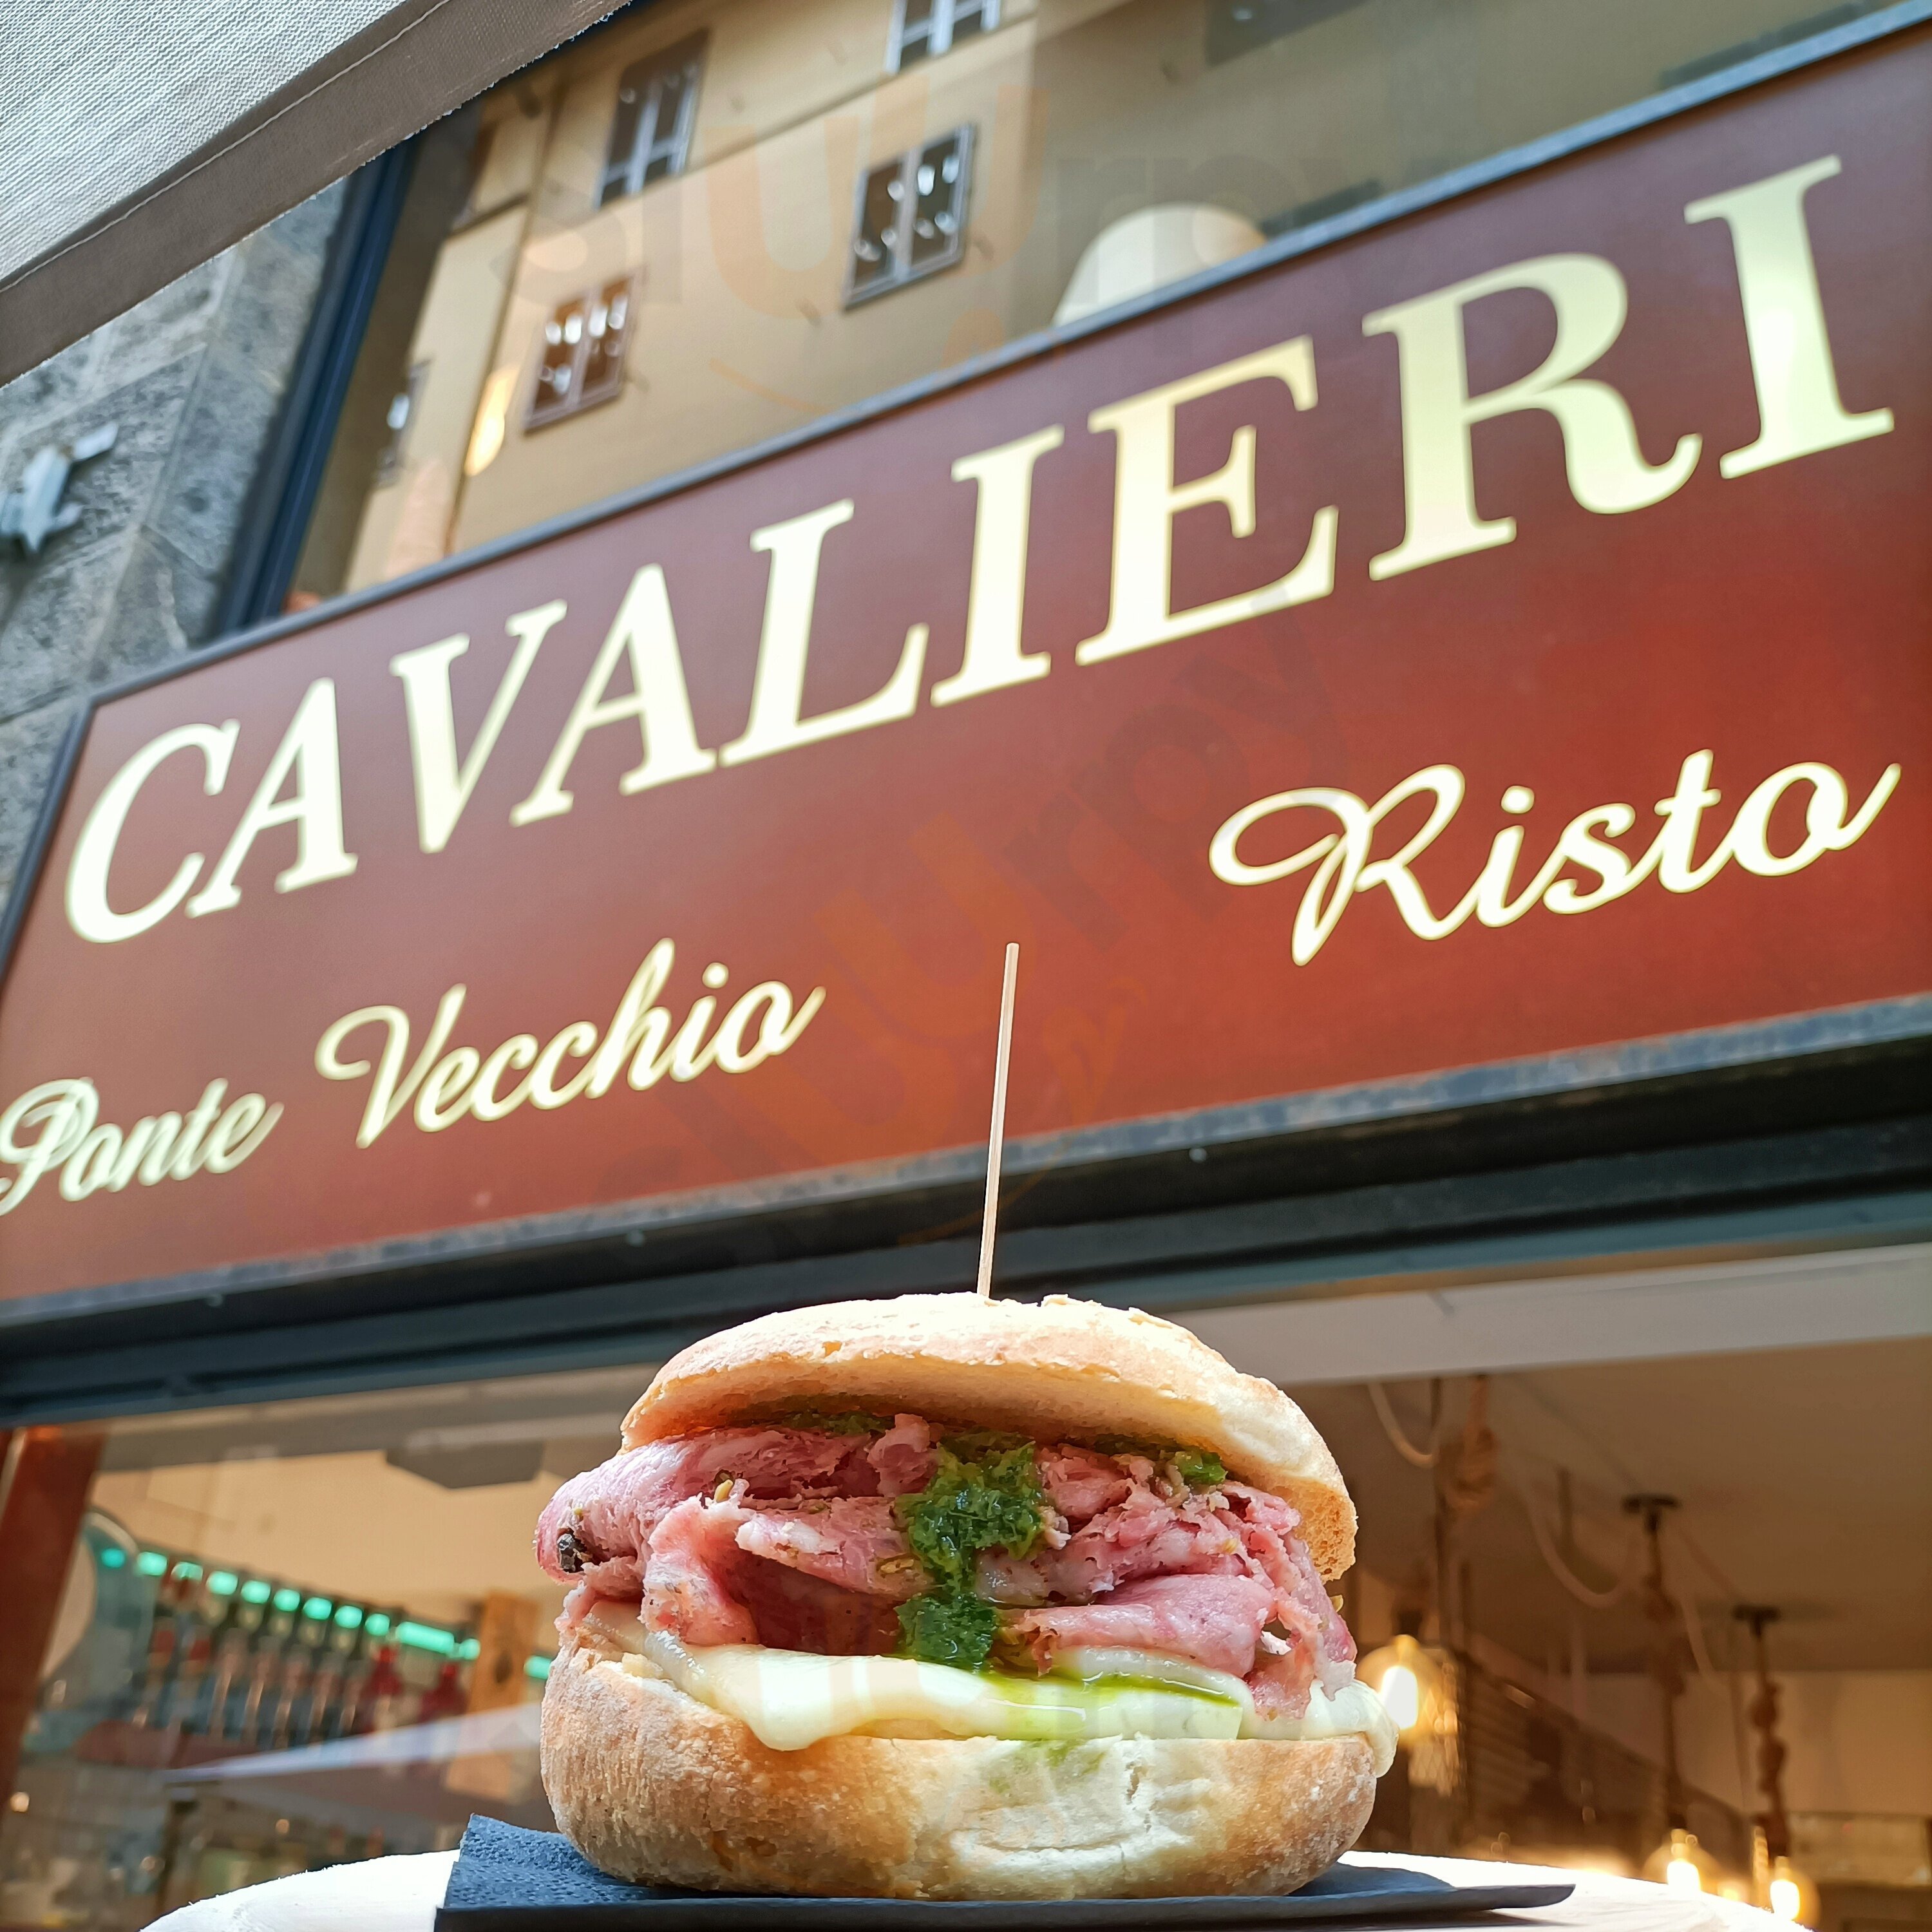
[527,278,632,428]
[0,1369,647,1917]
[848,129,973,305]
[891,0,1000,71]
[3,1336,1923,1909]
[599,38,705,205]
[281,0,1898,610]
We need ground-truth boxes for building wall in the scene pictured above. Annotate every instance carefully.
[0,187,344,918]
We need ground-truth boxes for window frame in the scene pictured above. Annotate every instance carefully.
[524,276,636,431]
[887,0,1001,74]
[842,124,976,309]
[598,35,706,207]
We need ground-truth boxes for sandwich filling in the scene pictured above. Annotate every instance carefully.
[536,1414,1391,1767]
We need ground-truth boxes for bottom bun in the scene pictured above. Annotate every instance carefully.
[540,1638,1378,1900]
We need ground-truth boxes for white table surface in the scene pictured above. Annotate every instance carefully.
[148,1846,1792,1929]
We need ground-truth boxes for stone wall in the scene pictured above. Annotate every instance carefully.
[0,185,345,916]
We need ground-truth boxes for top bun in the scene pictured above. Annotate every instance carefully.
[623,1293,1354,1578]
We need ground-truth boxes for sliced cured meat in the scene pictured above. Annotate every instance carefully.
[717,1547,903,1655]
[1037,1444,1133,1524]
[1009,1573,1274,1678]
[866,1415,936,1497]
[1009,1489,1249,1601]
[642,1497,757,1645]
[1218,1483,1355,1690]
[975,1550,1054,1605]
[1246,1644,1318,1721]
[735,1499,928,1600]
[535,1428,874,1596]
[537,1416,1360,1694]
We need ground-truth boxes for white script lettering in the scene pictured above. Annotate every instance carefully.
[0,1075,281,1215]
[315,941,825,1148]
[1209,751,1901,962]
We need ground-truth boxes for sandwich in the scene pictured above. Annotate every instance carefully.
[532,1291,1395,1899]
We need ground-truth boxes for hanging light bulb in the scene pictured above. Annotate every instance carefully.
[1643,1828,1724,1895]
[1765,1855,1817,1925]
[1379,1662,1421,1732]
[1356,1633,1446,1744]
[1667,1842,1703,1893]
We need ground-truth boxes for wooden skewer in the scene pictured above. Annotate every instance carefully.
[974,942,1020,1303]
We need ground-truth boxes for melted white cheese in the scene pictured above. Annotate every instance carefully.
[630,1631,1244,1750]
[1050,1645,1396,1772]
[591,1616,1394,1770]
[1241,1678,1398,1773]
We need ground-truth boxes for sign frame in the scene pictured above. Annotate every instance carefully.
[3,1,1930,1334]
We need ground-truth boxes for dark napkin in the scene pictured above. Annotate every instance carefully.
[435,1817,1575,1929]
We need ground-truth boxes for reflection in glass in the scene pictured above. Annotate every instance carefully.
[283,0,1889,607]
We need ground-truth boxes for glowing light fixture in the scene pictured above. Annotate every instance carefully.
[1643,1828,1727,1897]
[1379,1663,1421,1731]
[1355,1634,1447,1745]
[1766,1855,1816,1925]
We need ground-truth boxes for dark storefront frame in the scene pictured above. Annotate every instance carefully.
[2,0,1929,1430]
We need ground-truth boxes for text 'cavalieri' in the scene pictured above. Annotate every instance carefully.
[55,156,1896,951]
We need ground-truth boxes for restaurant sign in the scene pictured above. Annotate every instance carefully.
[1,30,1926,1307]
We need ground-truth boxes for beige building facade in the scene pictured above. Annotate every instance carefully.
[313,0,1873,597]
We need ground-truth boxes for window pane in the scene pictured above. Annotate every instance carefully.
[531,298,587,420]
[603,65,648,198]
[851,159,907,295]
[949,0,992,47]
[909,133,967,270]
[652,65,690,154]
[897,0,938,67]
[582,279,632,399]
[598,40,705,205]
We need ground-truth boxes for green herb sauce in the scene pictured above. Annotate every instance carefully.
[893,1442,1045,1669]
[778,1406,894,1436]
[1092,1435,1226,1489]
[1172,1446,1227,1488]
[895,1591,1000,1667]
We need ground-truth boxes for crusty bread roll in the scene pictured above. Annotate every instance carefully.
[542,1638,1378,1900]
[625,1291,1354,1578]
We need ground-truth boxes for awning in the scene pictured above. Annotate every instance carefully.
[0,0,625,386]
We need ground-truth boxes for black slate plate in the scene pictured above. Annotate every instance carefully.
[436,1819,1574,1930]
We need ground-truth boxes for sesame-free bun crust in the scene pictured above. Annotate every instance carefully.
[542,1638,1376,1900]
[624,1293,1354,1577]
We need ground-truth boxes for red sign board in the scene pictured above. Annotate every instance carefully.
[1,31,1927,1307]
